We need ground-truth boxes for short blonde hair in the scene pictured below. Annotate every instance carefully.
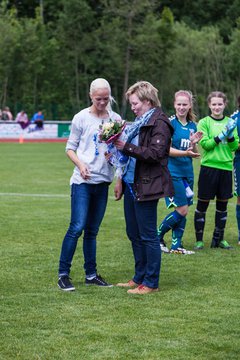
[125,81,161,107]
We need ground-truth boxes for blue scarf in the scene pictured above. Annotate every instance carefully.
[123,108,155,142]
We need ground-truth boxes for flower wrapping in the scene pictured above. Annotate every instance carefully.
[99,119,126,143]
[97,119,128,177]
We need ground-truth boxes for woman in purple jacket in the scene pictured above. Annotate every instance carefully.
[114,81,174,294]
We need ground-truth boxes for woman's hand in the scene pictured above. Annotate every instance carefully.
[79,163,91,180]
[114,179,123,200]
[190,131,203,145]
[114,139,126,150]
[186,147,200,158]
[104,151,112,162]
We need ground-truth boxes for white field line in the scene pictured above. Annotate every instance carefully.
[0,192,235,205]
[0,192,116,200]
[0,192,68,198]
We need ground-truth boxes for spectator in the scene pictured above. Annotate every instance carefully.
[31,110,44,129]
[15,110,29,129]
[2,106,13,121]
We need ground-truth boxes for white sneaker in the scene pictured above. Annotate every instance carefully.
[170,247,195,255]
[160,241,170,253]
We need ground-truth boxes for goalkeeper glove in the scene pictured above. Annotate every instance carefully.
[226,118,237,138]
[217,128,227,141]
[218,118,237,141]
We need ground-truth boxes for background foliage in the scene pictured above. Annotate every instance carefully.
[1,0,240,119]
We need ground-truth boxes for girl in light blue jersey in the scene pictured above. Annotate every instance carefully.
[157,90,202,254]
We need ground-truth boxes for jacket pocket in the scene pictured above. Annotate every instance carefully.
[139,176,164,196]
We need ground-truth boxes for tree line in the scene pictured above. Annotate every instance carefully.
[0,0,240,120]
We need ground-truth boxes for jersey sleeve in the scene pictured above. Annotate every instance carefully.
[197,118,218,151]
[227,127,239,151]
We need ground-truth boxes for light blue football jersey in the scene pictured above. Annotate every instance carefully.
[231,109,240,159]
[168,115,197,177]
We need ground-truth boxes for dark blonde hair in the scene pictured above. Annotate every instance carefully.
[174,90,196,122]
[207,91,228,105]
[125,81,161,107]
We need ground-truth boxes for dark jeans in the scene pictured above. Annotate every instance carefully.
[59,182,109,277]
[123,184,161,288]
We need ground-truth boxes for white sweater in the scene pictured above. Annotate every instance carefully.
[66,107,121,185]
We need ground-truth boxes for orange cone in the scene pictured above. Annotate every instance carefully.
[19,135,24,144]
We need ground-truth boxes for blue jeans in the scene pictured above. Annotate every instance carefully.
[123,184,161,288]
[59,183,109,277]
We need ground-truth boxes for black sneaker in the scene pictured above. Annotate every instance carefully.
[85,274,113,287]
[58,275,75,291]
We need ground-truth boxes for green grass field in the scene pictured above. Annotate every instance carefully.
[0,143,239,360]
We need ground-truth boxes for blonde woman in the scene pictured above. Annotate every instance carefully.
[58,78,121,291]
[114,81,174,294]
[157,90,202,254]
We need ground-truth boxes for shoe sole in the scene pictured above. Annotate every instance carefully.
[170,250,195,255]
[58,284,75,291]
[85,283,114,287]
[127,288,159,295]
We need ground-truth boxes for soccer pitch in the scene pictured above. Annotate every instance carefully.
[0,142,239,360]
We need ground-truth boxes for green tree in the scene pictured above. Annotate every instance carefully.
[55,0,95,113]
[0,3,21,108]
[225,19,240,108]
[164,23,225,116]
[132,7,175,105]
[95,0,166,118]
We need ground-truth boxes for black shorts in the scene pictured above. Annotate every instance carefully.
[198,165,233,200]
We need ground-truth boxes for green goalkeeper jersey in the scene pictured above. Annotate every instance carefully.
[197,116,239,171]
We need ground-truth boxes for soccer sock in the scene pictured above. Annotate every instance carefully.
[212,200,228,244]
[194,200,209,242]
[157,210,185,241]
[171,217,186,250]
[236,204,240,241]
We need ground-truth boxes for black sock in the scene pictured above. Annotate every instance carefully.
[212,200,228,245]
[194,200,209,242]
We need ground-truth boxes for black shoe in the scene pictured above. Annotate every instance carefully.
[58,275,75,291]
[210,239,219,248]
[85,274,113,287]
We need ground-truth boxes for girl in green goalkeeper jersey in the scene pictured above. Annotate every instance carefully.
[194,91,239,250]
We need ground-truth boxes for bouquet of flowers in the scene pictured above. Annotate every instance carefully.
[94,119,129,177]
[99,119,126,143]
